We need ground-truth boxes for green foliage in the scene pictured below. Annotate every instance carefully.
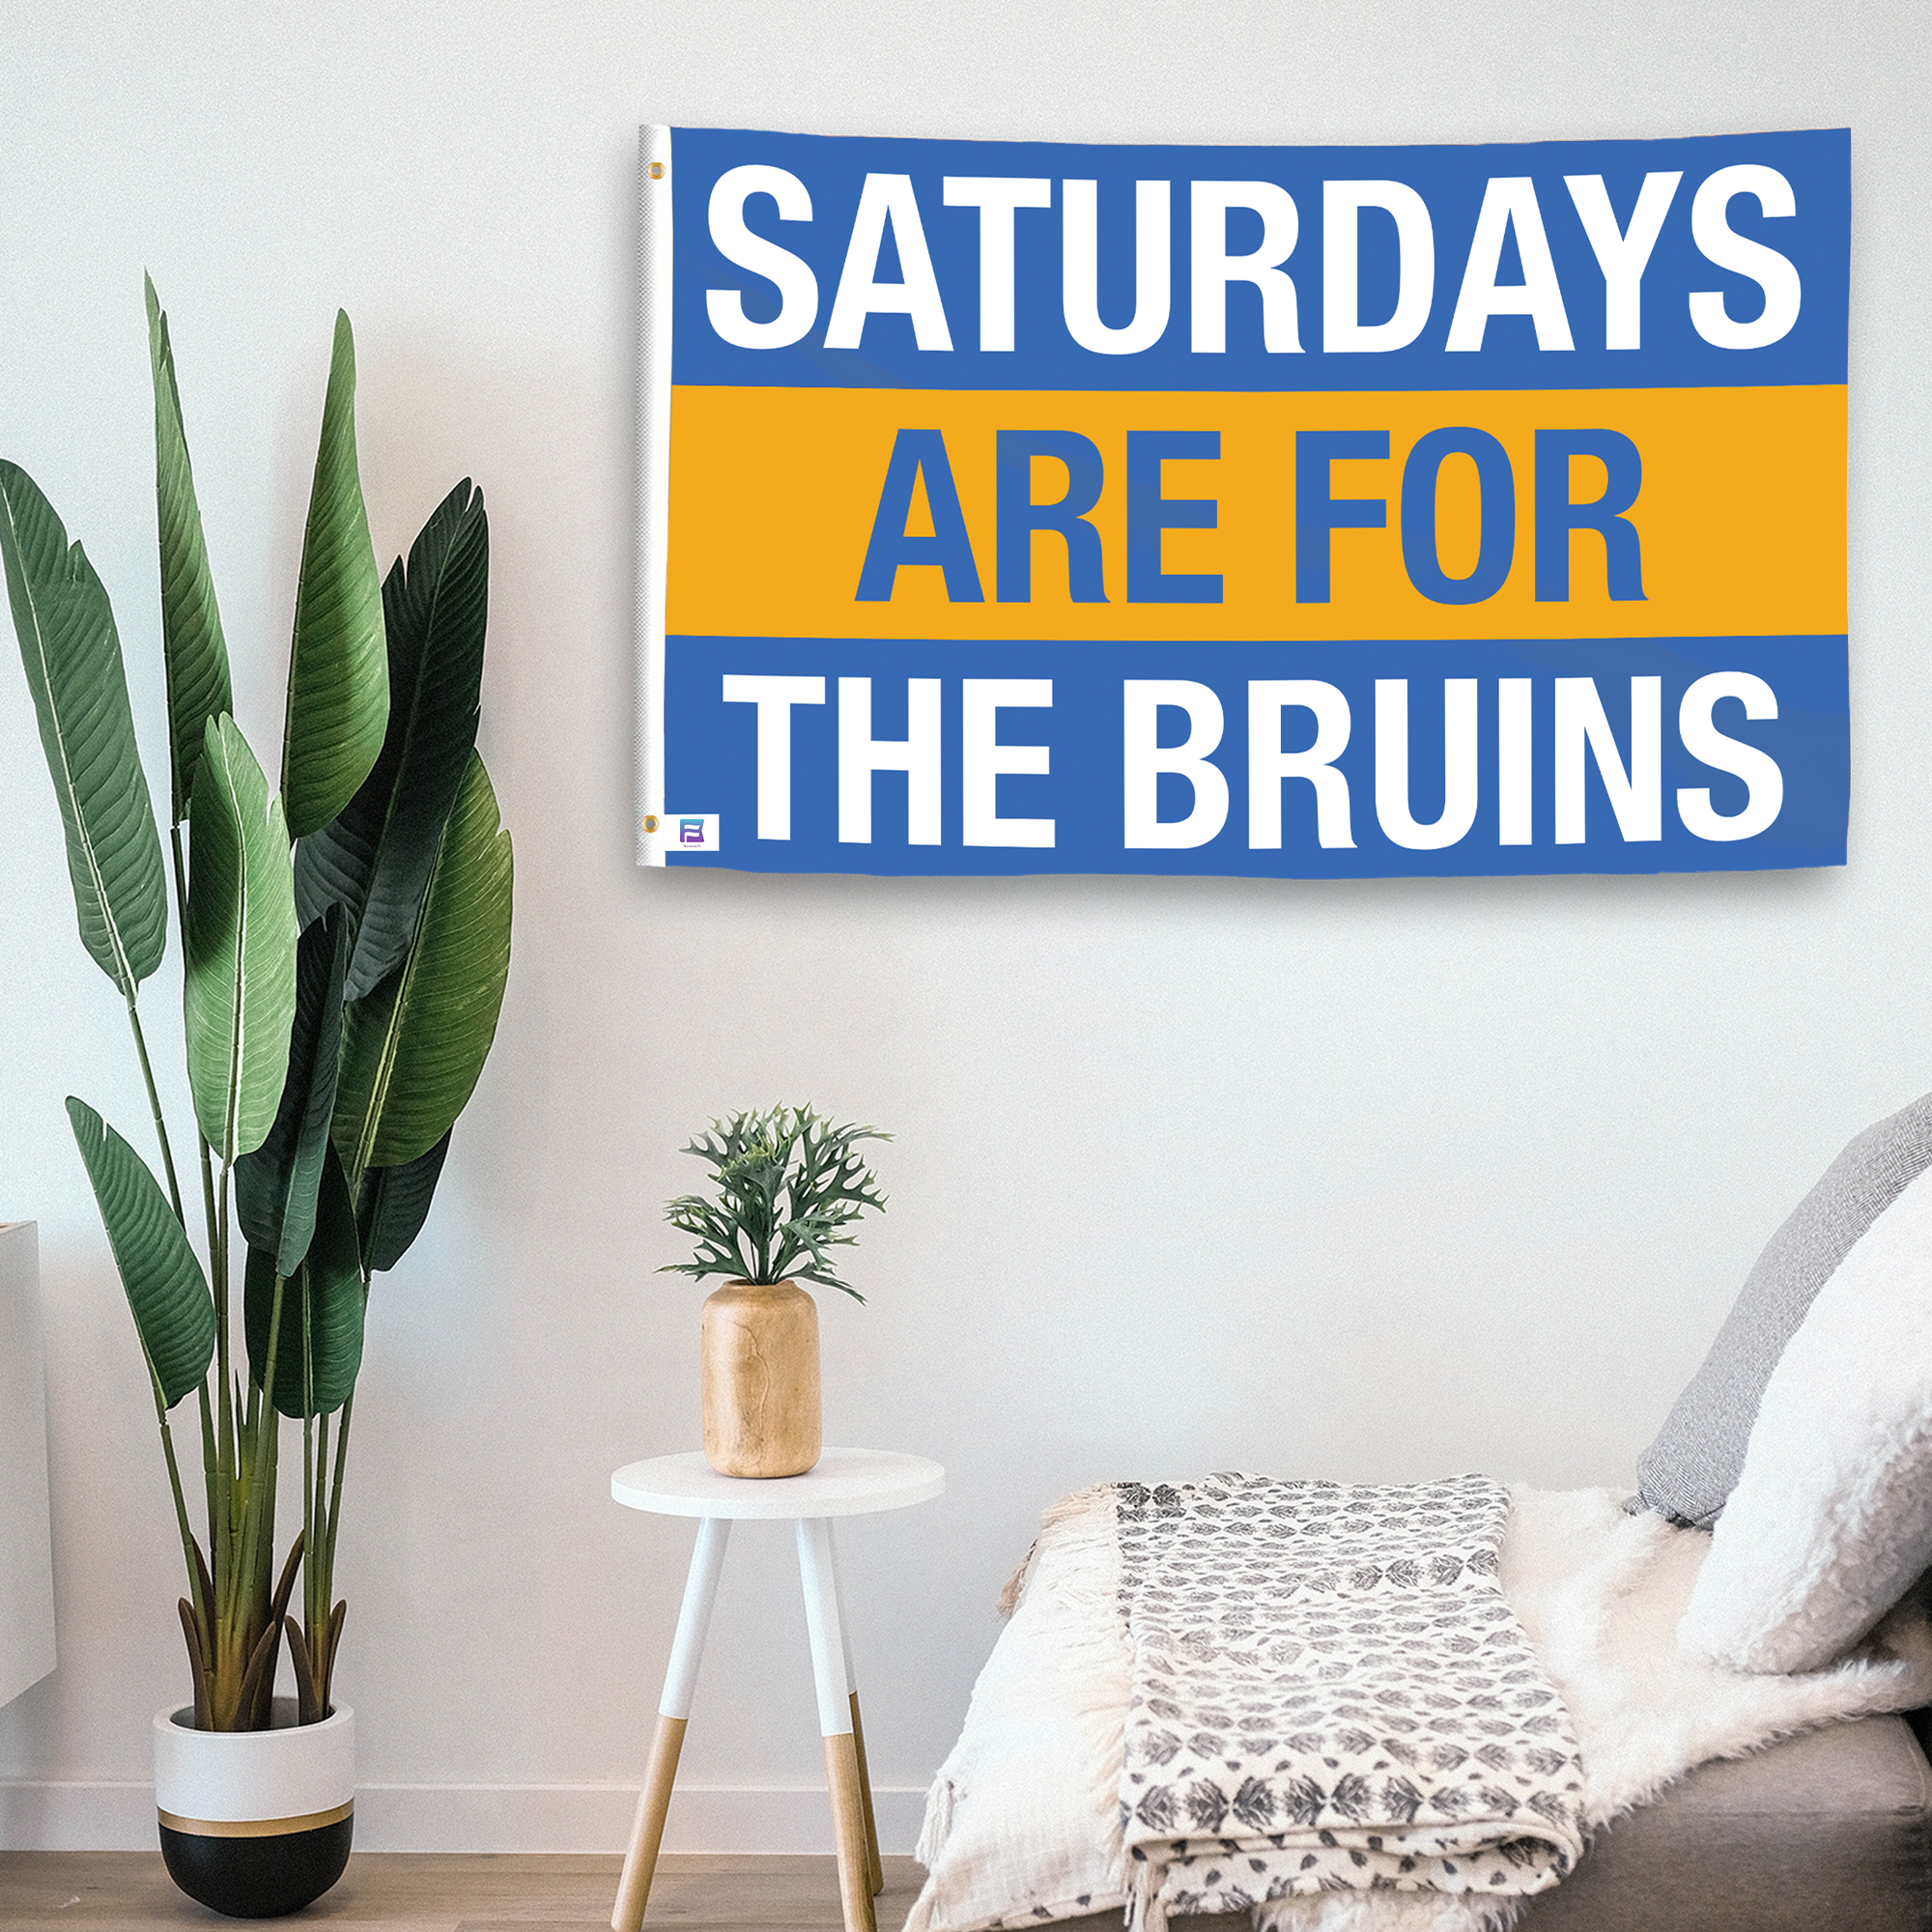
[66,1098,215,1408]
[0,460,169,997]
[183,715,300,1164]
[0,284,513,1730]
[243,1149,365,1420]
[235,909,349,1276]
[663,1105,890,1302]
[146,275,233,825]
[332,752,514,1175]
[296,479,488,1000]
[281,312,387,839]
[356,1131,451,1275]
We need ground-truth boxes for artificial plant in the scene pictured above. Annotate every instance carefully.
[2,280,513,1729]
[663,1105,891,1300]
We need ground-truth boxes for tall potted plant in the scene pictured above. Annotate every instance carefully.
[2,280,513,1916]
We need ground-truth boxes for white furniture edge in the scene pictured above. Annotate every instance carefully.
[611,1447,945,1519]
[0,1220,56,1709]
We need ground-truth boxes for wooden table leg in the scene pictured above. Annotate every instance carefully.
[847,1691,885,1895]
[797,1518,876,1932]
[611,1517,731,1932]
[612,1715,685,1932]
[827,1533,885,1895]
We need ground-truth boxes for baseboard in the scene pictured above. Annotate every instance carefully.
[0,1779,929,1855]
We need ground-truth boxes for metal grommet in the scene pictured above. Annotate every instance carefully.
[648,161,665,182]
[641,813,660,834]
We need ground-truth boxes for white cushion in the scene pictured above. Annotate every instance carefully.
[1678,1164,1932,1673]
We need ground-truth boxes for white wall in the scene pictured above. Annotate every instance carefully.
[1,0,1927,1855]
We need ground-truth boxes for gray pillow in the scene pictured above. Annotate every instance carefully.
[1676,1163,1932,1671]
[1632,1090,1932,1529]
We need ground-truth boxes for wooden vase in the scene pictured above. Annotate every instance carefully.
[700,1280,821,1478]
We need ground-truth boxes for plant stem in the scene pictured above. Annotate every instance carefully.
[195,1134,220,1293]
[154,1381,208,1638]
[301,1411,314,1662]
[123,996,184,1225]
[325,1387,353,1571]
[195,1380,221,1613]
[317,1409,330,1550]
[229,1269,286,1699]
[313,1342,359,1713]
[214,1164,234,1599]
[301,1299,317,1655]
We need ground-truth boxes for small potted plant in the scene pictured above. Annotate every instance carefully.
[663,1107,889,1478]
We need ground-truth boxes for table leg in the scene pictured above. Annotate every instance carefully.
[611,1517,731,1932]
[797,1518,877,1932]
[828,1530,885,1895]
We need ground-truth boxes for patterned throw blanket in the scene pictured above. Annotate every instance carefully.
[1115,1474,1585,1929]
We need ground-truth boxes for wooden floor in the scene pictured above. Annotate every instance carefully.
[0,1852,925,1932]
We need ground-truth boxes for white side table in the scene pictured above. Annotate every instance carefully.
[609,1447,945,1932]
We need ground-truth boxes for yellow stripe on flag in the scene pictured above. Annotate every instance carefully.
[667,383,1845,644]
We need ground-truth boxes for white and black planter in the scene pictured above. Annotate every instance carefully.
[153,1699,354,1918]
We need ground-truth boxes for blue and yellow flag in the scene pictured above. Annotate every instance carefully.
[638,126,1848,879]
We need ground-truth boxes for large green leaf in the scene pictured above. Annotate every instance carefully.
[333,753,512,1176]
[0,462,168,994]
[145,275,233,825]
[280,311,387,839]
[243,1147,364,1419]
[235,907,349,1274]
[184,715,299,1163]
[67,1097,214,1408]
[296,479,488,999]
[355,1129,451,1274]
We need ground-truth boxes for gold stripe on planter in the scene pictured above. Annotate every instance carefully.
[157,1800,354,1839]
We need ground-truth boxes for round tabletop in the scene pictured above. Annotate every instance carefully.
[611,1447,945,1520]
